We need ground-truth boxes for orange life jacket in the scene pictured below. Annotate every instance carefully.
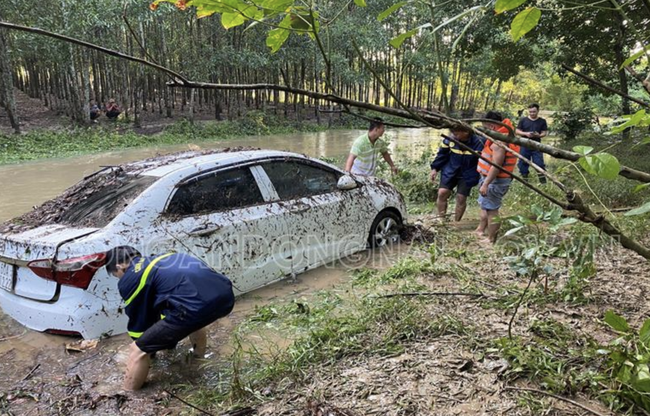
[477,119,520,178]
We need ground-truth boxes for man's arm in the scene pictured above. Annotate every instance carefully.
[344,153,357,173]
[539,119,549,138]
[382,151,398,174]
[515,128,534,138]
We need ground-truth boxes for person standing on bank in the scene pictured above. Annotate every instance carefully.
[105,246,235,391]
[430,126,484,222]
[475,111,520,243]
[345,118,398,176]
[516,103,548,184]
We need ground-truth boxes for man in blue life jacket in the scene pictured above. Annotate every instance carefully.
[430,126,484,222]
[105,246,235,390]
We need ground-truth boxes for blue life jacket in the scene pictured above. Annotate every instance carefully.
[430,134,484,187]
[118,253,234,339]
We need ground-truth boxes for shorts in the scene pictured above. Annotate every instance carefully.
[135,301,233,354]
[135,319,209,354]
[478,176,512,211]
[440,175,473,197]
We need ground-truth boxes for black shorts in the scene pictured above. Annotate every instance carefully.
[135,319,210,354]
[440,175,473,196]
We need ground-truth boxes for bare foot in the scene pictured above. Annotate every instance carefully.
[478,237,494,247]
[474,228,486,238]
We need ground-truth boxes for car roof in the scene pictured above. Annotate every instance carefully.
[128,149,312,178]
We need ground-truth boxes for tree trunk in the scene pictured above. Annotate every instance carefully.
[0,17,20,133]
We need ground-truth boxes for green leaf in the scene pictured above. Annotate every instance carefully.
[510,7,541,42]
[633,136,650,148]
[390,28,418,48]
[221,12,247,29]
[640,319,650,347]
[611,110,647,133]
[389,22,431,48]
[625,201,650,216]
[579,152,620,180]
[633,183,650,193]
[261,0,293,13]
[572,145,593,156]
[378,1,407,21]
[604,310,630,333]
[620,49,646,69]
[495,0,527,14]
[503,226,524,237]
[266,27,290,53]
[354,0,366,6]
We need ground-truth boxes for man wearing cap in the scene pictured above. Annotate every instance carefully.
[105,246,235,390]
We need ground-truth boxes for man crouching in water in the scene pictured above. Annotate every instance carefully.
[105,246,235,390]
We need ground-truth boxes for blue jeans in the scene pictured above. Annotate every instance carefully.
[518,147,546,181]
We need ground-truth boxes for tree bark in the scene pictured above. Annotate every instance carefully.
[0,16,19,133]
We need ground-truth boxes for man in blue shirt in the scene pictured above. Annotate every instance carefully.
[516,103,549,184]
[105,246,235,390]
[430,126,484,221]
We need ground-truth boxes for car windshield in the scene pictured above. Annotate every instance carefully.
[0,168,156,233]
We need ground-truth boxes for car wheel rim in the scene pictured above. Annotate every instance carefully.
[375,217,398,247]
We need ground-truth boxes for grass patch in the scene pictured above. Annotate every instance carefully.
[185,256,471,411]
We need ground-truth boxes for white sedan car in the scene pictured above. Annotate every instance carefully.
[0,149,406,339]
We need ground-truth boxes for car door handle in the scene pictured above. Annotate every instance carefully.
[289,205,311,214]
[189,225,222,236]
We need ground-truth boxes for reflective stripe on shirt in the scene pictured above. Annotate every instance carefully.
[124,253,174,306]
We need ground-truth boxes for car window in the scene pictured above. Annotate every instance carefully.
[167,167,263,215]
[0,171,156,233]
[262,161,341,200]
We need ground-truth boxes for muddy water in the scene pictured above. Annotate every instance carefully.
[0,128,441,222]
[0,128,433,396]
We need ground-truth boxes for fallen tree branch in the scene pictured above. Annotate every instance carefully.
[508,272,537,339]
[0,20,188,84]
[624,66,650,95]
[503,386,611,416]
[476,127,650,184]
[561,63,650,108]
[2,19,649,184]
[568,191,650,259]
[376,292,485,298]
[164,390,215,416]
[22,363,40,381]
[0,330,26,342]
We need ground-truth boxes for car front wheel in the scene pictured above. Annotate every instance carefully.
[368,210,402,248]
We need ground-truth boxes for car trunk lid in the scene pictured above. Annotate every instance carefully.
[0,225,98,301]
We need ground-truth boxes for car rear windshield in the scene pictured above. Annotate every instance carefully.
[0,169,156,234]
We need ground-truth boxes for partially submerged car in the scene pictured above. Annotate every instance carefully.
[0,149,407,339]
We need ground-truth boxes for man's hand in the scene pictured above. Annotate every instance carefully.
[430,170,438,182]
[479,183,489,196]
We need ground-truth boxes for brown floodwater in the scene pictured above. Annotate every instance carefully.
[0,128,436,392]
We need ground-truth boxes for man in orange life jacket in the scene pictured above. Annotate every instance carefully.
[475,111,520,243]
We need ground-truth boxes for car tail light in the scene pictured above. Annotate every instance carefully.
[27,253,107,290]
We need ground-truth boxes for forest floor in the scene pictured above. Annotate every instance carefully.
[1,212,648,416]
[0,88,340,136]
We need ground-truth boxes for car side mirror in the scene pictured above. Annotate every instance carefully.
[337,175,358,190]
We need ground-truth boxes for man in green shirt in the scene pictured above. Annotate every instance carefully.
[345,118,398,176]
